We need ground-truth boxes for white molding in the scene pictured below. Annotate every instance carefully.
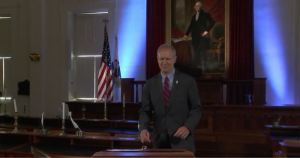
[58,0,116,103]
[0,6,20,114]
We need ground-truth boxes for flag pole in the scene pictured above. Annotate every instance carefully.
[103,19,109,102]
[102,19,109,121]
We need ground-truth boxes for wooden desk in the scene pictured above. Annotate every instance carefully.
[3,104,300,157]
[92,149,195,158]
[0,130,142,157]
[277,141,300,158]
[265,125,300,154]
[0,142,28,157]
[0,114,142,135]
[0,130,139,143]
[6,143,107,157]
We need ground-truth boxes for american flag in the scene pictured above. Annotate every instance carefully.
[97,25,113,102]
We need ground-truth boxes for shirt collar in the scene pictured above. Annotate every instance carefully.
[161,69,175,81]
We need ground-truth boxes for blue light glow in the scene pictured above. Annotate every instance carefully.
[254,0,289,104]
[117,0,146,80]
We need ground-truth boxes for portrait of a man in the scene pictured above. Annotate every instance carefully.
[170,0,226,74]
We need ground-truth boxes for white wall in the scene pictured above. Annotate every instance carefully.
[72,13,107,99]
[0,0,32,115]
[46,0,116,117]
[0,0,147,117]
[116,0,146,80]
[295,0,300,104]
[254,0,299,105]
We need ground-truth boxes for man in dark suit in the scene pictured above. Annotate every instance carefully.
[183,1,215,70]
[139,44,202,153]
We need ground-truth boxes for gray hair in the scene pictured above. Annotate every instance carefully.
[195,2,203,7]
[157,44,176,56]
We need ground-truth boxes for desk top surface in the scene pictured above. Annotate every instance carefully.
[7,143,106,157]
[279,142,300,148]
[265,125,300,129]
[92,149,194,157]
[0,131,140,142]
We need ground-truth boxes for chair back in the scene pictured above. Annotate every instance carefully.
[31,146,51,158]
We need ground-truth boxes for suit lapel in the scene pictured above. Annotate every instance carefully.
[155,75,165,110]
[167,70,180,111]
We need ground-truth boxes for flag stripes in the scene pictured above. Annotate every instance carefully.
[97,25,113,102]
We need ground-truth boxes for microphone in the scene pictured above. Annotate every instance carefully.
[70,115,82,131]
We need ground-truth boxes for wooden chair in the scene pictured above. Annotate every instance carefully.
[274,139,300,158]
[31,146,51,158]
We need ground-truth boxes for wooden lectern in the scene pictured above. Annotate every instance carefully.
[92,149,195,158]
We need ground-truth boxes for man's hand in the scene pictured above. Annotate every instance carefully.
[201,31,208,36]
[174,126,190,139]
[182,35,188,40]
[140,130,151,143]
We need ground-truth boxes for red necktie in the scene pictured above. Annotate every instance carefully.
[163,77,170,106]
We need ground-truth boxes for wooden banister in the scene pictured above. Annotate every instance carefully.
[121,78,266,105]
[121,78,135,102]
[132,80,146,103]
[121,78,146,103]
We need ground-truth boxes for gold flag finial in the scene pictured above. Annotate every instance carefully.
[103,19,109,25]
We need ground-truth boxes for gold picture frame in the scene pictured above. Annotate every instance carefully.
[165,0,230,77]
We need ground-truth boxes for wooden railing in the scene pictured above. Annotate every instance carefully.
[121,78,266,105]
[120,78,145,103]
[132,80,145,103]
[223,78,266,105]
[224,80,254,105]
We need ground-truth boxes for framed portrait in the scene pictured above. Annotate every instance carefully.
[165,0,229,77]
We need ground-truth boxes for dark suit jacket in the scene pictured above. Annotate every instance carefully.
[139,70,202,153]
[185,9,215,51]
